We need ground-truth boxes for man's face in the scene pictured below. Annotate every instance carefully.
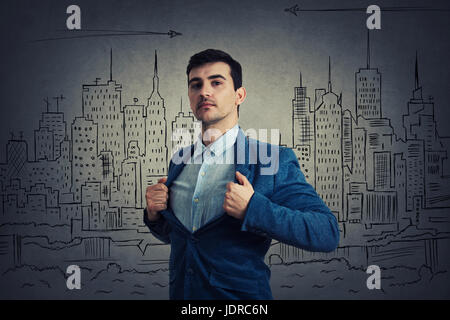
[188,62,242,127]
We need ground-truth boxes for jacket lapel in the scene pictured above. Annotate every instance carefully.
[160,145,193,233]
[164,145,194,188]
[234,128,255,185]
[167,128,256,186]
[162,128,257,235]
[194,128,257,235]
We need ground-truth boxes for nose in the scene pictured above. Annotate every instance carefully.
[199,82,212,98]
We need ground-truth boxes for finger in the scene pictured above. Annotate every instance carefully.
[146,188,167,197]
[156,183,168,192]
[158,177,168,184]
[223,195,232,206]
[148,195,168,203]
[235,171,248,186]
[146,183,168,193]
[151,203,167,212]
[226,182,234,191]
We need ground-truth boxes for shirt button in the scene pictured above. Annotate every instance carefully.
[194,198,199,203]
[193,226,197,231]
[200,172,205,177]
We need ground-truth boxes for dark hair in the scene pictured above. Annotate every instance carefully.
[186,49,242,91]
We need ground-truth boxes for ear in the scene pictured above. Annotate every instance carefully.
[235,87,247,106]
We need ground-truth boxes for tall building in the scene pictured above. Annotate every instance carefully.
[6,135,28,179]
[354,37,394,192]
[374,151,391,191]
[81,182,121,230]
[144,50,168,176]
[357,117,395,191]
[292,145,315,186]
[314,58,343,221]
[292,73,313,146]
[291,73,315,186]
[342,110,353,169]
[117,141,143,208]
[120,159,140,208]
[352,127,366,182]
[403,53,440,151]
[402,53,449,209]
[34,127,53,161]
[98,150,114,201]
[82,50,124,176]
[71,117,99,202]
[171,98,201,156]
[58,137,72,194]
[123,101,145,157]
[356,32,381,120]
[406,140,424,211]
[425,150,448,207]
[342,109,355,223]
[34,100,67,161]
[394,153,407,217]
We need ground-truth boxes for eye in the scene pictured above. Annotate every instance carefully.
[212,81,222,86]
[190,83,201,90]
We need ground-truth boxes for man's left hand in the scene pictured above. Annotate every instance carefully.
[223,171,254,220]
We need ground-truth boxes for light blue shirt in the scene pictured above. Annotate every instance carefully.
[169,124,239,232]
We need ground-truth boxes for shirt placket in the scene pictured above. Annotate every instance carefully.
[191,149,212,232]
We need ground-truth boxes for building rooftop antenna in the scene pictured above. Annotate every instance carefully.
[110,48,113,81]
[43,97,50,113]
[367,29,371,69]
[327,56,332,93]
[53,94,65,113]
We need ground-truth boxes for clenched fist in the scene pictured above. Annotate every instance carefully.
[223,171,254,220]
[145,177,168,221]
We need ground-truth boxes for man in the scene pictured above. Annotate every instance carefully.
[144,49,339,299]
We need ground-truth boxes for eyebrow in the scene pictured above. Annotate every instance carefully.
[188,74,227,86]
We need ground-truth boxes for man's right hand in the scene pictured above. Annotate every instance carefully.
[145,177,168,221]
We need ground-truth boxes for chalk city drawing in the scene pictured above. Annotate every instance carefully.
[1,31,450,299]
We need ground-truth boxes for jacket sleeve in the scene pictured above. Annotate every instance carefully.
[143,208,171,244]
[241,147,340,252]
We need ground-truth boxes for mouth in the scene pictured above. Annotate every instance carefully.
[198,103,215,110]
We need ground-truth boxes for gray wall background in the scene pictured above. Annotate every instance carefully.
[0,0,449,299]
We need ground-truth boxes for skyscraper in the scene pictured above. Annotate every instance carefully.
[34,99,67,161]
[71,117,99,202]
[291,73,315,185]
[292,72,313,146]
[171,98,201,156]
[82,49,124,177]
[123,101,145,158]
[403,52,439,151]
[314,58,343,221]
[144,50,168,177]
[356,32,381,120]
[402,53,449,209]
[6,135,28,179]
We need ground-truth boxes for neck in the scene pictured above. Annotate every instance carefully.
[201,119,238,147]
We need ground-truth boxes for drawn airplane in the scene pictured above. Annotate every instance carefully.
[285,4,300,16]
[168,30,182,38]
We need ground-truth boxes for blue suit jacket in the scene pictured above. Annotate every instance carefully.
[144,129,340,299]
